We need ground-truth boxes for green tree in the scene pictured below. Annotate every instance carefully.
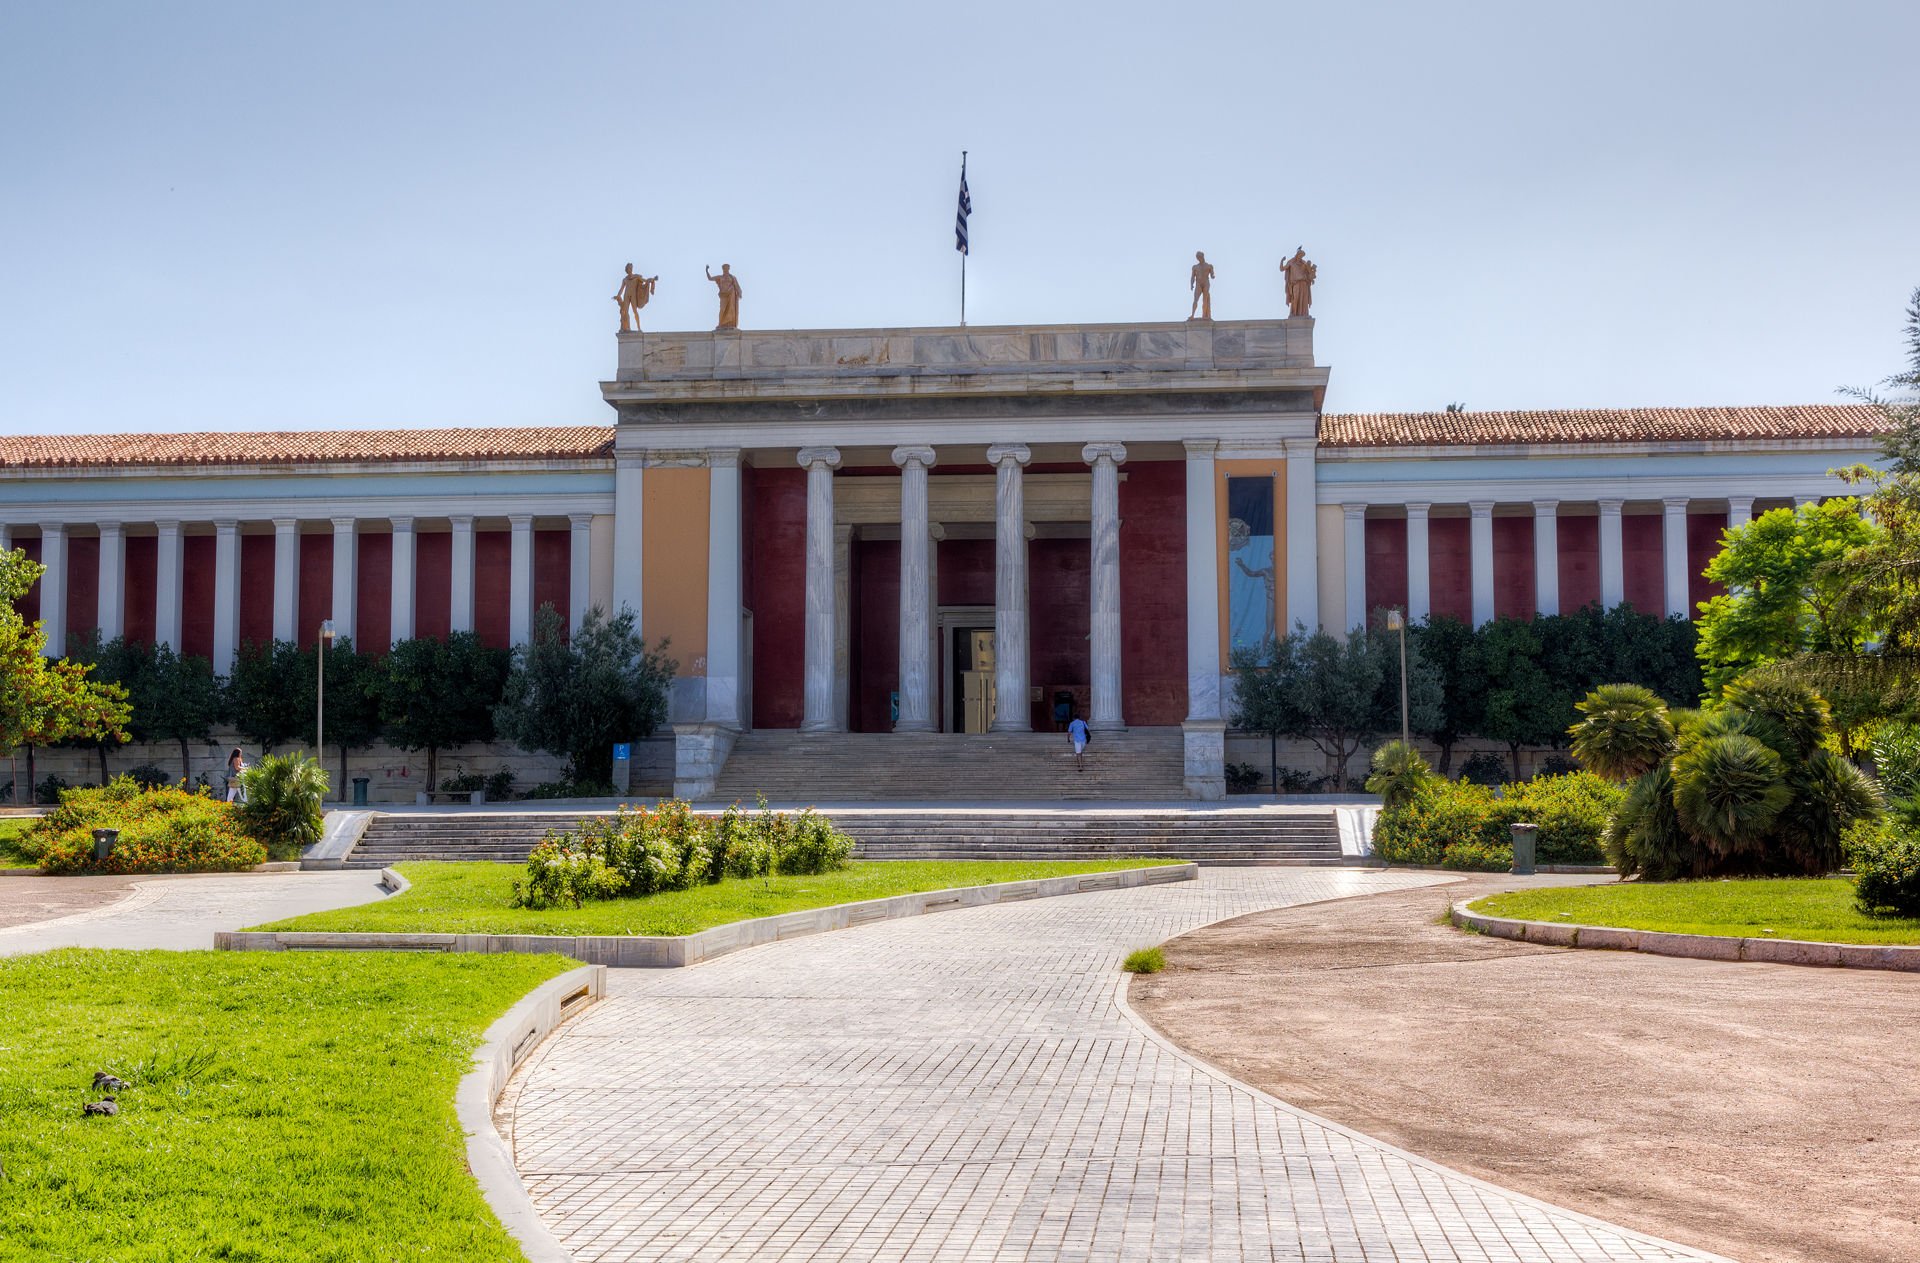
[1476,616,1568,780]
[138,644,226,783]
[226,640,311,755]
[494,604,675,786]
[379,632,510,791]
[0,551,131,804]
[1406,614,1485,774]
[1232,624,1441,783]
[1694,501,1878,694]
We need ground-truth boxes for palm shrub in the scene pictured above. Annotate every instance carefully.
[1364,740,1434,810]
[237,752,329,858]
[1569,684,1675,780]
[1869,721,1920,803]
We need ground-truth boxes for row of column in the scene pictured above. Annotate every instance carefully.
[791,441,1132,734]
[1337,495,1772,630]
[4,514,594,670]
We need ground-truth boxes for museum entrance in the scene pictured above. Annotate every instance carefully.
[951,626,998,732]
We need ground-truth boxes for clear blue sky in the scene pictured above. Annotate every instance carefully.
[2,1,1914,434]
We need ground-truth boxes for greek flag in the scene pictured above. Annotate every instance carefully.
[955,156,971,255]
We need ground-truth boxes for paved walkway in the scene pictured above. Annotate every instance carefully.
[503,869,1726,1263]
[0,870,387,954]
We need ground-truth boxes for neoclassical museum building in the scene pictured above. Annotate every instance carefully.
[0,314,1882,798]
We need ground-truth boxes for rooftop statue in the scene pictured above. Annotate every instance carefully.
[614,264,659,333]
[1281,247,1317,319]
[1189,251,1214,321]
[706,264,743,331]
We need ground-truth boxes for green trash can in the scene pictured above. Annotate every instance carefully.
[351,777,370,807]
[1509,822,1538,876]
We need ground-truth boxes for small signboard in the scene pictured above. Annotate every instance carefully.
[611,742,633,794]
[612,742,632,761]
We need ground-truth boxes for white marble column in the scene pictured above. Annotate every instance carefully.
[987,443,1032,733]
[449,515,476,634]
[1342,503,1367,633]
[1727,496,1755,530]
[1404,503,1431,625]
[797,446,842,732]
[1083,442,1127,727]
[388,517,416,644]
[1663,497,1691,619]
[612,452,644,625]
[155,520,184,652]
[1532,500,1559,617]
[37,524,66,657]
[0,524,10,553]
[1794,494,1819,509]
[706,452,743,728]
[330,517,357,643]
[927,523,944,728]
[1468,502,1495,626]
[1598,499,1625,609]
[271,519,298,643]
[508,514,534,645]
[1283,437,1319,631]
[893,445,938,732]
[210,520,240,674]
[1184,440,1222,721]
[97,522,125,642]
[834,525,852,733]
[568,513,593,634]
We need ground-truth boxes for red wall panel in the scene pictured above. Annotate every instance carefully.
[533,529,570,631]
[935,538,994,607]
[239,535,275,649]
[1622,515,1664,614]
[853,538,899,733]
[180,536,215,662]
[124,536,156,645]
[474,531,511,650]
[746,466,807,729]
[1492,516,1534,619]
[1117,460,1186,726]
[1557,516,1601,612]
[1027,537,1091,730]
[1427,518,1471,623]
[13,537,40,622]
[1687,512,1730,614]
[414,532,451,642]
[1364,518,1408,625]
[355,533,392,653]
[64,535,99,651]
[297,534,332,649]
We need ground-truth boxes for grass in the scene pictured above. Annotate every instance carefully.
[0,949,573,1261]
[250,858,1183,937]
[1472,878,1920,945]
[1122,946,1166,974]
[0,817,37,870]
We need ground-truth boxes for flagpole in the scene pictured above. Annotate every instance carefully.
[959,150,968,326]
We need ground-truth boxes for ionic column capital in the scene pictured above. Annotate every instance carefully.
[98,520,124,537]
[1341,502,1368,521]
[706,447,741,469]
[1404,501,1431,519]
[507,513,534,529]
[929,523,947,542]
[448,514,475,530]
[1597,498,1625,515]
[797,445,842,471]
[569,512,594,529]
[1468,501,1495,518]
[389,515,415,533]
[1181,439,1218,460]
[891,445,937,470]
[1081,442,1128,467]
[272,517,298,534]
[1663,496,1691,513]
[155,519,181,533]
[1532,499,1560,516]
[330,516,356,532]
[985,443,1031,468]
[213,518,238,533]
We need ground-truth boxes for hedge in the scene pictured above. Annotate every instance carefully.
[1373,772,1624,871]
[19,777,267,874]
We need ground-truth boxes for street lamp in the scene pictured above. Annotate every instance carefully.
[1385,608,1410,751]
[317,620,336,799]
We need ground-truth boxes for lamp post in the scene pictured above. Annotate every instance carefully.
[1386,607,1409,751]
[317,619,335,799]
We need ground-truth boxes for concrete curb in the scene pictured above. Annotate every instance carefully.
[302,810,374,870]
[1452,901,1920,972]
[214,862,1199,965]
[456,963,605,1263]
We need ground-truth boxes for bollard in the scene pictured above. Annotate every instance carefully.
[351,777,370,807]
[1509,822,1538,876]
[91,827,119,862]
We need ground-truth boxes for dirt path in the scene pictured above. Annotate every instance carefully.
[1129,875,1920,1263]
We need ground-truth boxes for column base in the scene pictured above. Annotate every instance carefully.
[989,720,1032,734]
[1181,719,1226,801]
[672,722,740,800]
[892,719,936,733]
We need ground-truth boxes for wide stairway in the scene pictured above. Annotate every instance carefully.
[344,806,1347,869]
[710,729,1190,801]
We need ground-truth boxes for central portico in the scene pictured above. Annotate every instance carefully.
[600,318,1329,799]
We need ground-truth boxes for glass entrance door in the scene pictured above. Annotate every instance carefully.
[956,628,997,733]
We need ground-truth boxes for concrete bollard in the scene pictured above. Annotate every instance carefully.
[1509,822,1538,876]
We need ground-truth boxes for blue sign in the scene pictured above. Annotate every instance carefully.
[612,743,632,761]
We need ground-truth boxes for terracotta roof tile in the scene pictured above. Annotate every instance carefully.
[0,426,616,470]
[1319,404,1884,448]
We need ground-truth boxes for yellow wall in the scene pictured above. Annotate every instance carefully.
[1215,459,1286,665]
[642,467,710,673]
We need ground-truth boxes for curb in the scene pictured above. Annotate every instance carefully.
[457,963,605,1263]
[215,862,1200,965]
[302,810,374,870]
[1451,901,1920,972]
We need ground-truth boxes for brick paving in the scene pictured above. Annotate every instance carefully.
[503,869,1726,1262]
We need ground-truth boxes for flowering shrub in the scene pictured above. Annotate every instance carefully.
[510,798,856,909]
[1373,772,1624,871]
[21,776,267,874]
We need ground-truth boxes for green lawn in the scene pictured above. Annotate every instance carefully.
[0,817,37,870]
[1471,878,1920,945]
[252,858,1183,936]
[0,949,572,1261]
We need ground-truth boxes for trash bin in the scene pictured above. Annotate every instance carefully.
[1509,822,1539,876]
[91,828,118,862]
[351,777,370,807]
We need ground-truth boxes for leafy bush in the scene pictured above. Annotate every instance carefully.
[485,769,515,801]
[1374,772,1622,868]
[124,764,171,790]
[1536,753,1581,778]
[1457,751,1508,786]
[1364,740,1434,810]
[1440,837,1510,871]
[509,799,855,909]
[237,753,327,857]
[440,768,487,794]
[1224,762,1262,793]
[523,776,617,800]
[20,777,266,874]
[1847,819,1920,916]
[35,774,71,805]
[1273,766,1325,793]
